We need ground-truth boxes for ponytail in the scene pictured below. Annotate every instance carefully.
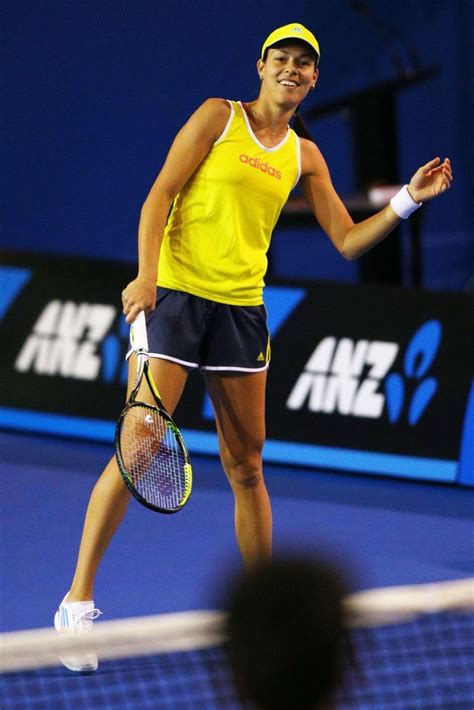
[292,109,314,141]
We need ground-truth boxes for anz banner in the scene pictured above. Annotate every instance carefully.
[1,250,473,486]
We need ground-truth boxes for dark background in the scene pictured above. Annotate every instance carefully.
[3,0,473,291]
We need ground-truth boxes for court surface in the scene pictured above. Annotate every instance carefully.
[1,430,473,633]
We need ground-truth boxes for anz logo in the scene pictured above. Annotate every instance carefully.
[15,300,129,385]
[100,315,130,386]
[385,320,442,425]
[287,320,442,426]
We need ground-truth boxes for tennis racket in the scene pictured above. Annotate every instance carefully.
[115,311,192,513]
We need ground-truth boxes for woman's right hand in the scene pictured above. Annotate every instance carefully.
[121,276,156,324]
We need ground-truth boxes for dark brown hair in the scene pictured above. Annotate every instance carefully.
[293,109,314,140]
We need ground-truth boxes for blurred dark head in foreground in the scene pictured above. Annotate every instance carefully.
[226,556,347,710]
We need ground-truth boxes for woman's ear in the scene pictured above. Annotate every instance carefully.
[256,58,265,80]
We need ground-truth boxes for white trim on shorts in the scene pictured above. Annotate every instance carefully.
[201,363,270,372]
[125,350,269,372]
[125,349,199,369]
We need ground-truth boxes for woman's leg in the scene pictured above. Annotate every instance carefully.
[67,356,189,601]
[203,370,271,568]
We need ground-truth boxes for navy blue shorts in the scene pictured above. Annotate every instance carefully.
[129,288,270,372]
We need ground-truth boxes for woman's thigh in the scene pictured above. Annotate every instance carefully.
[126,354,189,415]
[203,370,267,463]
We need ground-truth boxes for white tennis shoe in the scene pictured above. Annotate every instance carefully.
[54,592,102,672]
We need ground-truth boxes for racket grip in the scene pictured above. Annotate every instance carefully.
[131,311,149,352]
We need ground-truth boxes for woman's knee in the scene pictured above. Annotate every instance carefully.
[222,451,264,489]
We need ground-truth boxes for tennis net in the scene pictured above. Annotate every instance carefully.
[1,578,473,709]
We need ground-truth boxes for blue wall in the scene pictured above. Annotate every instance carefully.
[3,0,473,290]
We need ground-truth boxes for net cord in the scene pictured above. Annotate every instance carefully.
[345,576,474,626]
[1,611,226,673]
[2,578,473,673]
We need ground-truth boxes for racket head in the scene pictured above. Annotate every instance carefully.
[115,401,192,514]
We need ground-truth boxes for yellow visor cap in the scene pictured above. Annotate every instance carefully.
[261,23,320,62]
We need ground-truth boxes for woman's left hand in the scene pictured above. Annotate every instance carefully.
[408,157,453,203]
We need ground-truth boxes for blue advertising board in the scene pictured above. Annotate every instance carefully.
[1,251,473,485]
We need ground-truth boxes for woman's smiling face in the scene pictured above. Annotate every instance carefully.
[258,43,318,106]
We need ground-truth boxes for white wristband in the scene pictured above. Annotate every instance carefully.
[390,185,422,219]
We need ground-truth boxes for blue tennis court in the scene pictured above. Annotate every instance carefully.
[2,429,473,633]
[2,430,474,708]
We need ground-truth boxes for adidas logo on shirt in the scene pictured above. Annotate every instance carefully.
[239,154,282,180]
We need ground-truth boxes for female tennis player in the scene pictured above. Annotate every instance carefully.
[55,22,452,671]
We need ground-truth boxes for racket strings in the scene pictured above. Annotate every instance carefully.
[119,404,188,510]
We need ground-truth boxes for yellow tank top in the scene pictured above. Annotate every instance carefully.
[157,100,301,306]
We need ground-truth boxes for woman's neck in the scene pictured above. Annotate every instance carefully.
[243,99,295,145]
